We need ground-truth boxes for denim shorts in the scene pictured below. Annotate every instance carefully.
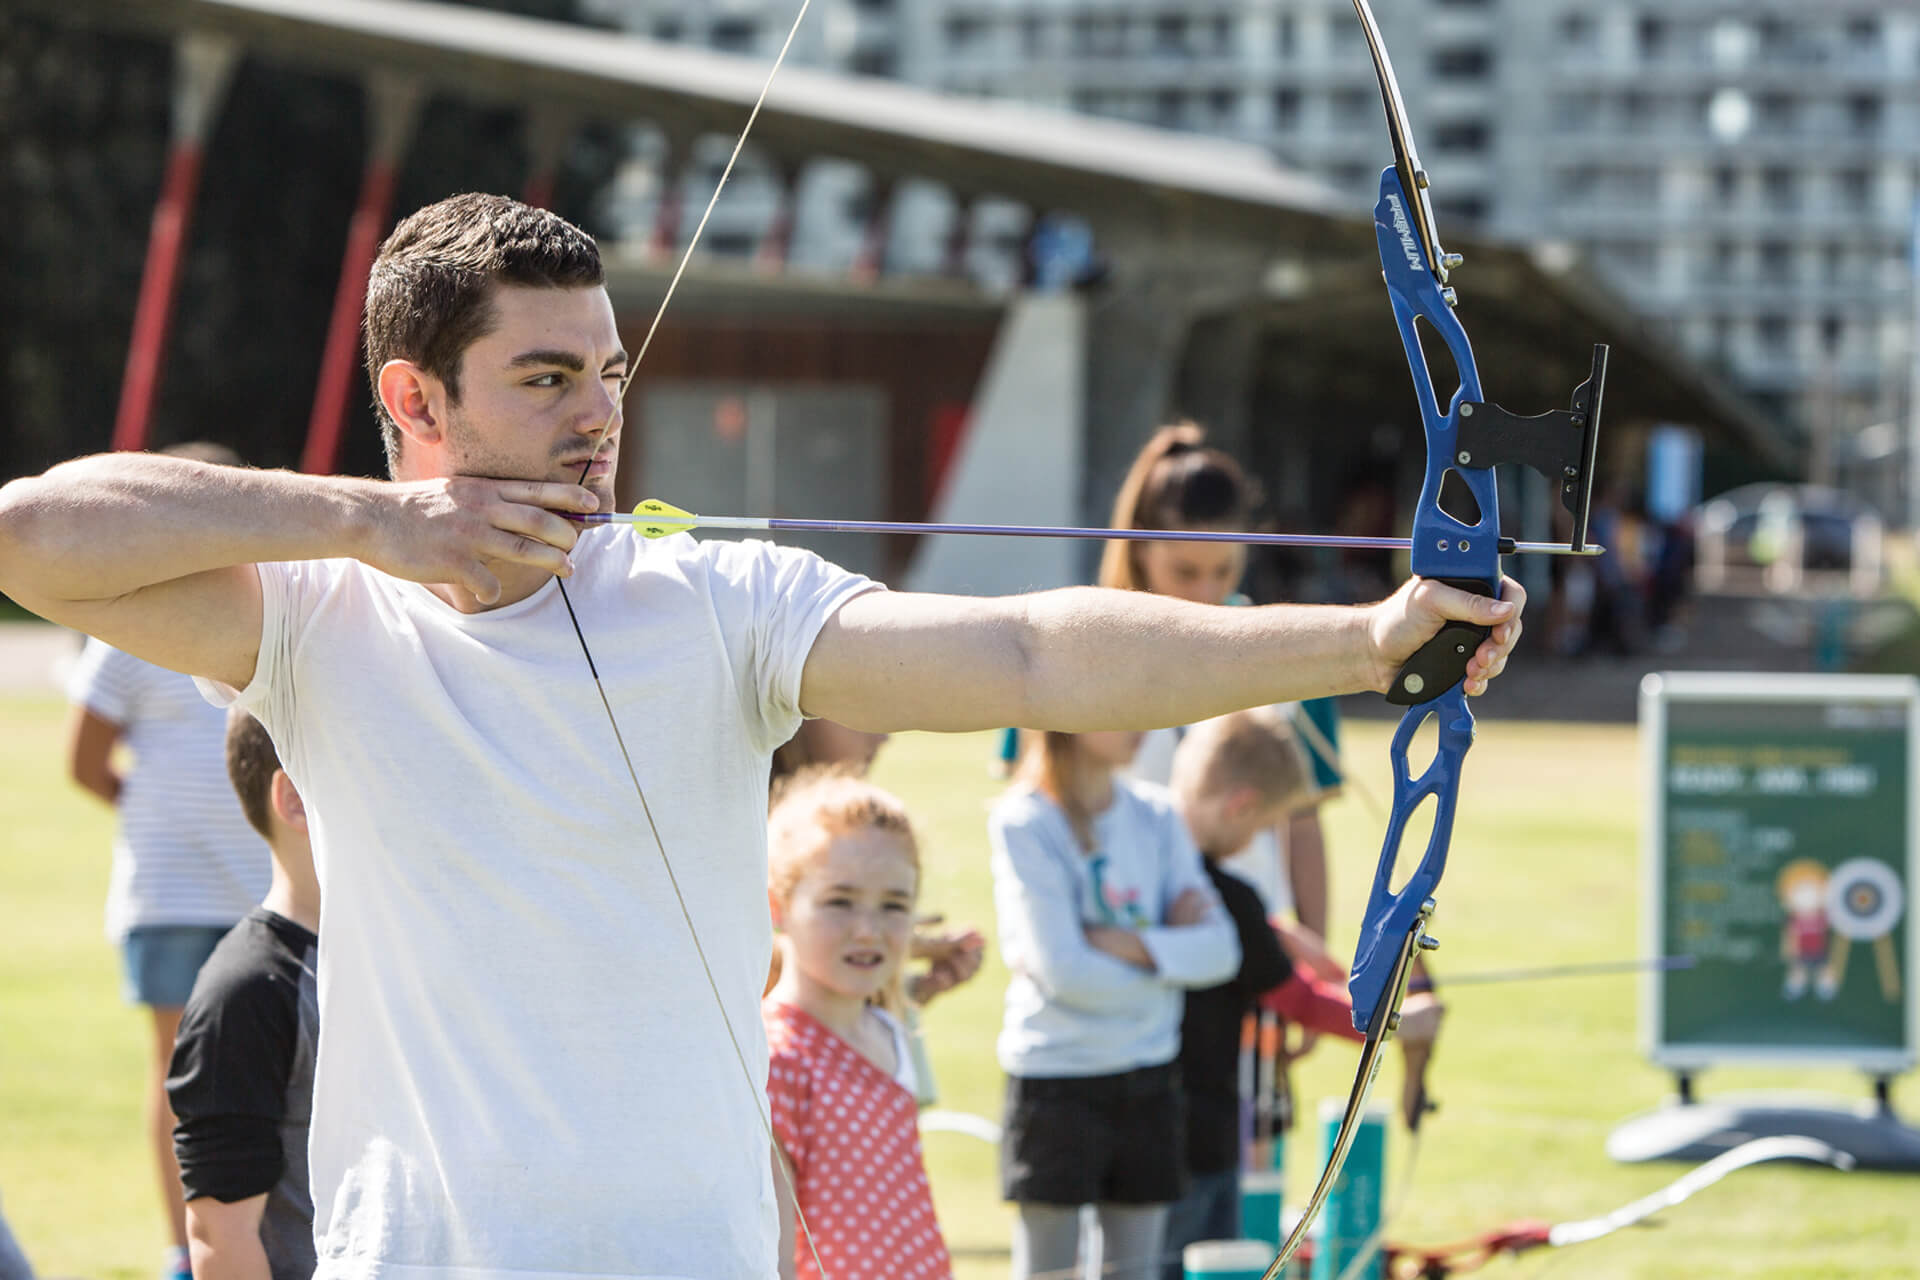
[120,924,231,1007]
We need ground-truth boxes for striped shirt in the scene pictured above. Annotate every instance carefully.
[67,639,268,939]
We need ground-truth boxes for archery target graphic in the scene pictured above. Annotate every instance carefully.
[1824,858,1906,1002]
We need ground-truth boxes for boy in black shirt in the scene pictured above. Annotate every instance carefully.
[165,709,319,1280]
[1161,710,1440,1276]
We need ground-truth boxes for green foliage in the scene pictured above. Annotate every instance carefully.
[2,705,1912,1278]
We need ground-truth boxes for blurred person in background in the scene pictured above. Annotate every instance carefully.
[1096,424,1340,942]
[1161,711,1440,1277]
[0,1195,34,1280]
[991,728,1239,1280]
[166,708,320,1280]
[62,442,270,1280]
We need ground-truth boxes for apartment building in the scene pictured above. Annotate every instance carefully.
[588,0,1920,446]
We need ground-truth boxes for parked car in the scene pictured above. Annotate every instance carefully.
[1696,484,1882,596]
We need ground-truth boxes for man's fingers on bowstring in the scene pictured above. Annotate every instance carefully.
[474,526,577,579]
[487,493,586,558]
[493,480,600,516]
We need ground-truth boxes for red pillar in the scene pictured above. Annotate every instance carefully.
[649,138,685,261]
[851,177,897,282]
[299,73,424,476]
[755,161,797,272]
[110,33,237,453]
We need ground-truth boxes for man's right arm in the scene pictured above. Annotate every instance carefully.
[0,453,595,686]
[184,1195,270,1280]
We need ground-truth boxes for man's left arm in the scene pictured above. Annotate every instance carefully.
[799,577,1521,733]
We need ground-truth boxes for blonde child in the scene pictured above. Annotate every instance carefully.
[763,769,953,1280]
[1162,711,1442,1276]
[991,730,1240,1280]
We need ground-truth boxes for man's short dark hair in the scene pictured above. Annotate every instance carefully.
[362,193,605,476]
[225,707,283,840]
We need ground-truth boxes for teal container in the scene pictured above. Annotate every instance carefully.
[1238,1169,1286,1246]
[1184,1240,1276,1280]
[1310,1102,1386,1280]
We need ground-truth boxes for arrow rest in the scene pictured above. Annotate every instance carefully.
[1452,344,1610,553]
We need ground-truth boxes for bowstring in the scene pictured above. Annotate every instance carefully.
[558,2,829,1275]
[1331,1127,1423,1280]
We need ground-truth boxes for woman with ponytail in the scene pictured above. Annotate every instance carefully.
[1108,423,1344,940]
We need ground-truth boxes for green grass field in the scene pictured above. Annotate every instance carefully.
[2,691,1914,1278]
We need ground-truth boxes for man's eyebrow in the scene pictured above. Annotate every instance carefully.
[507,349,628,373]
[507,348,585,372]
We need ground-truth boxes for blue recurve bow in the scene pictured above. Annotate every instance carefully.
[1259,4,1610,1277]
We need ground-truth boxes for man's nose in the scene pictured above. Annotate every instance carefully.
[578,380,623,432]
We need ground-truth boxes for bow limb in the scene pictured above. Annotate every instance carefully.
[552,4,830,1275]
[1546,1137,1852,1249]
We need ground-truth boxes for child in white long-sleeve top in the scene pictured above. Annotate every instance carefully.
[991,729,1240,1280]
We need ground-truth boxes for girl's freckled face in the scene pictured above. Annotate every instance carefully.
[779,827,918,1004]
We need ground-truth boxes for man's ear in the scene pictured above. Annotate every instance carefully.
[376,359,447,450]
[270,769,308,834]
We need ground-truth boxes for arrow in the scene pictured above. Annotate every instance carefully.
[585,499,1605,555]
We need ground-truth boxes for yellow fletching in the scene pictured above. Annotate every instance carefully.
[631,498,699,539]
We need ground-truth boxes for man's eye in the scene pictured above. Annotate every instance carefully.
[528,373,563,388]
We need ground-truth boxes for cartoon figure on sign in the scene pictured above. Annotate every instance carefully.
[1776,859,1834,1001]
[1824,858,1906,1003]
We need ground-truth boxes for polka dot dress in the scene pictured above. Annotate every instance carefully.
[764,1002,954,1280]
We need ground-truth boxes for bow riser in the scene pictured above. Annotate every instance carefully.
[1348,690,1471,1027]
[1345,163,1499,1028]
[1374,172,1498,591]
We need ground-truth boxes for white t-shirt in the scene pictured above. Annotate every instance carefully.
[204,528,876,1280]
[1129,725,1294,917]
[67,639,269,939]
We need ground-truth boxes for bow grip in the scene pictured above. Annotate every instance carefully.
[1387,578,1494,706]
